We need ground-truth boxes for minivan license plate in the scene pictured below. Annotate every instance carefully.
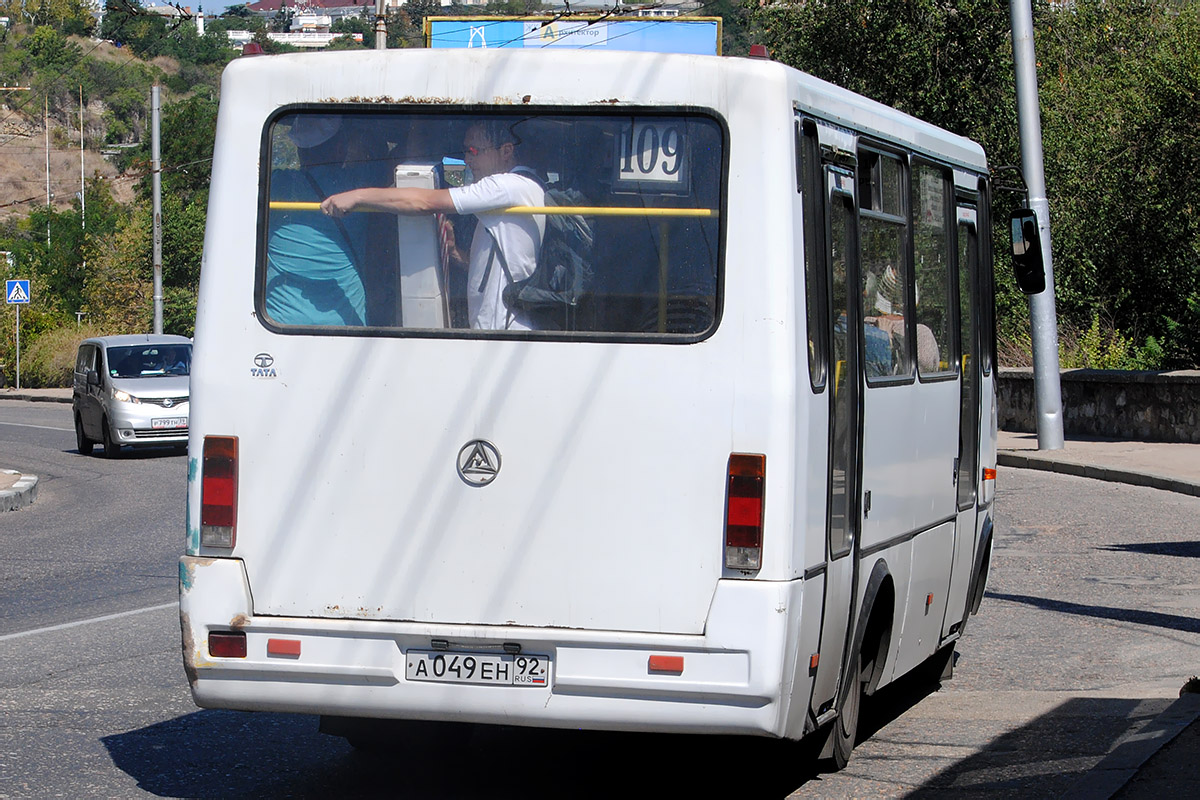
[152,417,187,429]
[406,650,549,687]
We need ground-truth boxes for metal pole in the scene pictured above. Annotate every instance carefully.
[45,95,50,247]
[375,0,387,50]
[151,85,163,335]
[1010,0,1064,450]
[79,86,85,232]
[80,86,86,288]
[15,304,20,391]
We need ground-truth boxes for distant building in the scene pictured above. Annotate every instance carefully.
[144,2,191,19]
[244,0,414,22]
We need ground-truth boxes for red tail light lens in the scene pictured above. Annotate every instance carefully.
[209,631,247,658]
[725,453,765,570]
[201,436,238,548]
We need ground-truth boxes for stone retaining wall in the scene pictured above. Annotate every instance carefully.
[998,368,1200,443]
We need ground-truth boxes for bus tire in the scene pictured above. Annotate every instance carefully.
[825,650,865,771]
[75,414,93,456]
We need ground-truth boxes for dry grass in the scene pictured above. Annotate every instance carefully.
[0,123,132,221]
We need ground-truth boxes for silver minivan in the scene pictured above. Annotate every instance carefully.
[73,334,191,457]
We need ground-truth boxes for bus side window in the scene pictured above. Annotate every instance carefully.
[911,161,955,377]
[857,149,909,379]
[799,118,827,391]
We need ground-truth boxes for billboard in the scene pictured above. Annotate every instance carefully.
[424,16,722,56]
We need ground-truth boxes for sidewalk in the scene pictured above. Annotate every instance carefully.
[998,430,1200,497]
[2,390,1198,796]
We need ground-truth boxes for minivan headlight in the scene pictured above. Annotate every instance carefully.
[111,388,140,404]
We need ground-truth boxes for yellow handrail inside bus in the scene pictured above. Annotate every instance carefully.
[268,201,718,218]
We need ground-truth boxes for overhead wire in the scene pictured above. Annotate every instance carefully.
[1,1,741,212]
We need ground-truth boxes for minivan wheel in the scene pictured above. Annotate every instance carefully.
[101,418,121,458]
[74,414,93,456]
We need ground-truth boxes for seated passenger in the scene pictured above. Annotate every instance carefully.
[265,116,376,327]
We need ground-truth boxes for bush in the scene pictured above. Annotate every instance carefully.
[16,324,111,388]
[998,313,1166,370]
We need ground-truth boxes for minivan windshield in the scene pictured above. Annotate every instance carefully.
[107,344,192,378]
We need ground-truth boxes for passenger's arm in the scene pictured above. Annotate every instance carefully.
[321,187,456,218]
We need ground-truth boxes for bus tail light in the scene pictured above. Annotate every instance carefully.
[725,453,765,571]
[201,436,238,548]
[209,631,246,658]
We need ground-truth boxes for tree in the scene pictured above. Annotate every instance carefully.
[1034,0,1200,366]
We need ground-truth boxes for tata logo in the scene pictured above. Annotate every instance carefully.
[251,352,277,378]
[457,440,501,487]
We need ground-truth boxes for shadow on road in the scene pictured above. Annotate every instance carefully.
[103,654,1145,798]
[102,709,822,798]
[987,591,1200,635]
[1101,541,1200,559]
[897,697,1162,798]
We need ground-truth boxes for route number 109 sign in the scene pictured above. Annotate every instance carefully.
[615,119,690,193]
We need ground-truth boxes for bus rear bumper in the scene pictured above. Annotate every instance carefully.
[179,556,809,738]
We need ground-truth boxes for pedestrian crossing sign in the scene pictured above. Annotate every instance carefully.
[6,279,30,304]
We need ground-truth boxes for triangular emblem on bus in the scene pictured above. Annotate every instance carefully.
[457,440,501,486]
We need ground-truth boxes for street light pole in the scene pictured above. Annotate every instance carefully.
[375,0,387,50]
[1010,0,1064,450]
[151,85,163,335]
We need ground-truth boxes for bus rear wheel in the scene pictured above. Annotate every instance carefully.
[824,651,865,771]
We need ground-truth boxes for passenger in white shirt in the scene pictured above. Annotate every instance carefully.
[322,121,545,330]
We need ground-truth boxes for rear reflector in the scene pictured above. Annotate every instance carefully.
[201,436,238,548]
[267,638,301,657]
[648,655,684,674]
[725,453,765,570]
[983,467,997,481]
[209,631,247,658]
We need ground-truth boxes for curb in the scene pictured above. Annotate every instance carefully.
[998,452,1200,498]
[0,392,72,404]
[0,470,39,512]
[1059,693,1200,800]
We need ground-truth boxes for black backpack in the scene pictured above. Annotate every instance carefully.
[482,174,594,331]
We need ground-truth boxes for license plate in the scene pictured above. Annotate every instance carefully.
[152,417,188,430]
[406,650,549,687]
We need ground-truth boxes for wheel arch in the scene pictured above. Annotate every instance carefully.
[852,557,894,696]
[967,514,994,617]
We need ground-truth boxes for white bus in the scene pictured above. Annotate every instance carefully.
[180,47,997,768]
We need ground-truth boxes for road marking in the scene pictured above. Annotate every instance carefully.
[0,421,73,432]
[0,601,177,642]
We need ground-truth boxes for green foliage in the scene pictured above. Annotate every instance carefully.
[100,3,169,57]
[0,299,73,387]
[14,323,110,388]
[1058,314,1164,370]
[28,24,80,70]
[1035,0,1200,368]
[755,0,1200,369]
[161,193,205,289]
[999,313,1165,370]
[325,34,368,51]
[163,285,196,338]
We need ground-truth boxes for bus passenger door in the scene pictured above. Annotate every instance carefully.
[810,168,863,720]
[944,204,981,636]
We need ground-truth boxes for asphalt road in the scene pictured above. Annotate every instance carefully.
[2,399,1198,798]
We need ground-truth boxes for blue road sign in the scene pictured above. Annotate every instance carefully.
[5,279,30,304]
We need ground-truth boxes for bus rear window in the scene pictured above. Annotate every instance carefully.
[259,110,724,339]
